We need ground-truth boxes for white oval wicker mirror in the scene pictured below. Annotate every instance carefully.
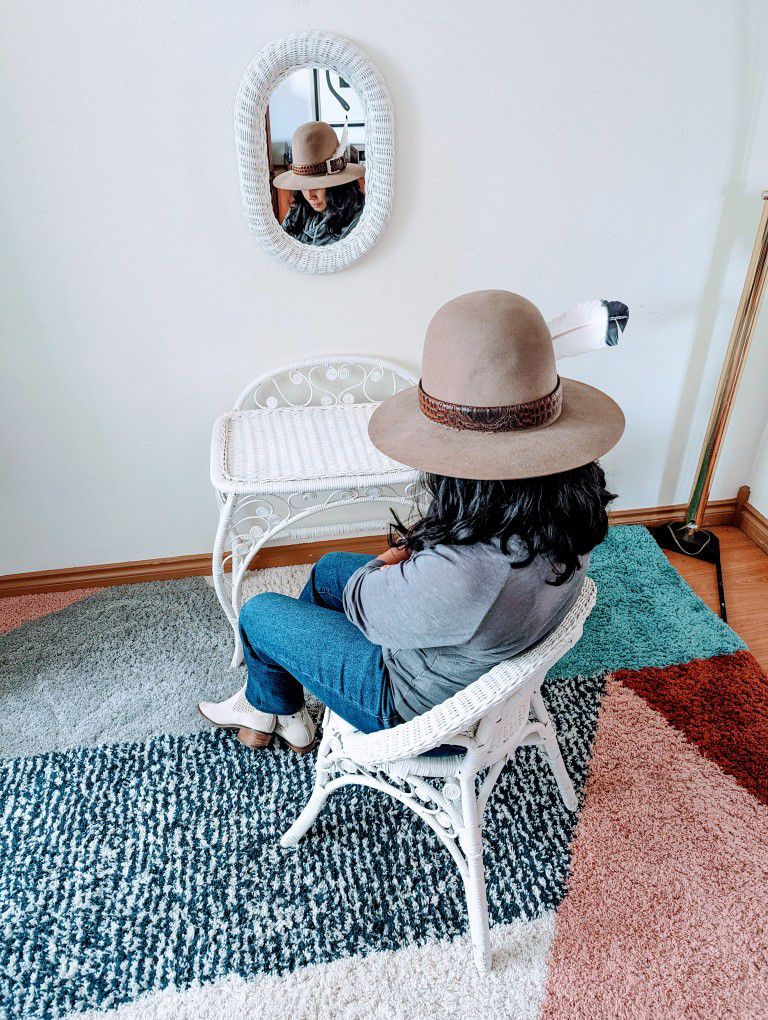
[235,32,394,274]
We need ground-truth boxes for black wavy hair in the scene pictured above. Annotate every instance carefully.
[390,462,616,586]
[286,181,364,239]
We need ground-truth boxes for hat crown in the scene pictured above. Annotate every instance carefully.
[421,290,557,407]
[291,121,338,166]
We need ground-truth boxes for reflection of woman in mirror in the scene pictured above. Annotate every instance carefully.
[273,121,364,246]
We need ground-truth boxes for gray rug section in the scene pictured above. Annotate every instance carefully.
[0,565,312,759]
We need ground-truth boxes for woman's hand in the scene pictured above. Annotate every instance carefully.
[377,545,412,569]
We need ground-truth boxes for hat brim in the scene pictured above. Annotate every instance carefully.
[273,164,365,190]
[368,378,625,480]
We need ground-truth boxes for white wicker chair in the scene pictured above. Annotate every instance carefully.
[281,577,596,975]
[210,356,419,665]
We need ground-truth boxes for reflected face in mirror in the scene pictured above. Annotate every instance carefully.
[302,188,327,213]
[267,68,366,247]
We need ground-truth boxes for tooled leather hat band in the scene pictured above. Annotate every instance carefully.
[417,376,563,432]
[291,155,348,176]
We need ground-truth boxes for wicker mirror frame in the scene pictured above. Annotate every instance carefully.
[235,31,394,274]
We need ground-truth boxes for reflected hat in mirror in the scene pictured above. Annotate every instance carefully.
[272,121,365,191]
[368,290,625,480]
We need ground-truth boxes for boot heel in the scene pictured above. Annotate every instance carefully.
[279,735,318,755]
[237,728,273,750]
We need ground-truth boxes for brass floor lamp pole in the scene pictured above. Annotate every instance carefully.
[652,191,768,621]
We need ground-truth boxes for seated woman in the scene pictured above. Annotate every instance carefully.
[198,290,624,752]
[273,121,364,247]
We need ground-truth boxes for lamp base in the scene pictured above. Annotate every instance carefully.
[649,523,727,622]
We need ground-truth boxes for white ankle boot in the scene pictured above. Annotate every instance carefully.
[272,706,316,753]
[198,686,316,753]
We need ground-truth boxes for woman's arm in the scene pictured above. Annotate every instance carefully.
[375,545,411,568]
[342,544,509,650]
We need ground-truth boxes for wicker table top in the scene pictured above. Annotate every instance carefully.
[210,402,418,495]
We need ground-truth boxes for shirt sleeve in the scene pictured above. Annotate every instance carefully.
[341,545,509,650]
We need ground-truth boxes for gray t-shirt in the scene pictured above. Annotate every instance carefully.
[342,539,587,721]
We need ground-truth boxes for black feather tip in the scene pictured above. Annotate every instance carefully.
[602,300,629,346]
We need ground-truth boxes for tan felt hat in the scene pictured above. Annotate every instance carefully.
[273,121,365,191]
[368,290,625,480]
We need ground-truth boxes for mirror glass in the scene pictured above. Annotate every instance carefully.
[267,68,366,247]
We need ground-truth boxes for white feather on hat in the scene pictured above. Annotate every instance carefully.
[549,300,629,360]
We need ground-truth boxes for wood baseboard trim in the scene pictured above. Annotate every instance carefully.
[0,553,213,596]
[607,498,737,529]
[737,501,768,556]
[0,535,392,597]
[0,499,739,597]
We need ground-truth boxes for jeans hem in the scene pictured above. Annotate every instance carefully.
[244,690,305,716]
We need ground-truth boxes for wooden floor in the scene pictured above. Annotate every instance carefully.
[662,525,768,674]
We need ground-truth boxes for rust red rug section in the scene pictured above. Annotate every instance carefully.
[615,649,768,805]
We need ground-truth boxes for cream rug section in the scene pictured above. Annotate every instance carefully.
[72,913,556,1020]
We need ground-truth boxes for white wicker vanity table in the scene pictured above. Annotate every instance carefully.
[210,356,419,665]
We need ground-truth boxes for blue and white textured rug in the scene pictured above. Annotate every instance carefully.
[0,527,746,1019]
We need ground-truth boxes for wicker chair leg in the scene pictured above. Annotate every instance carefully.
[542,732,578,812]
[529,688,551,726]
[281,717,333,848]
[529,687,578,810]
[464,850,492,975]
[280,787,329,848]
[459,777,492,975]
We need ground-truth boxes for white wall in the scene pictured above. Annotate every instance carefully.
[748,418,768,516]
[2,1,768,574]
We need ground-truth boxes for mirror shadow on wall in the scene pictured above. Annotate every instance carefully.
[267,68,366,247]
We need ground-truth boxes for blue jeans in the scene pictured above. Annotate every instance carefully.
[238,553,403,733]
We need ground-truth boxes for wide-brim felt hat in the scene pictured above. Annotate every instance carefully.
[368,290,625,480]
[273,120,365,191]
